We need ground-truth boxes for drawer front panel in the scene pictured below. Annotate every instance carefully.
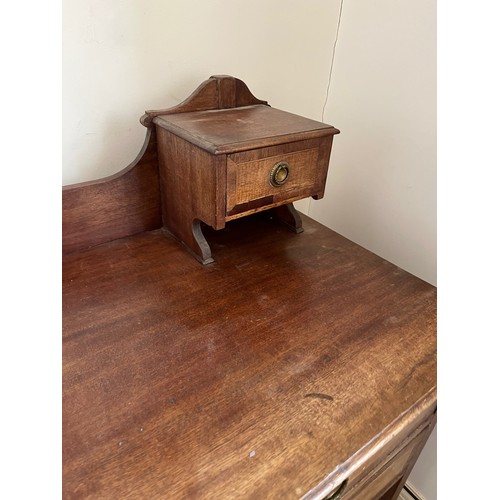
[342,422,432,500]
[226,138,331,218]
[303,391,436,500]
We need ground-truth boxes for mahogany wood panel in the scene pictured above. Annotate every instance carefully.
[155,127,226,263]
[62,128,162,254]
[141,75,269,128]
[63,213,436,499]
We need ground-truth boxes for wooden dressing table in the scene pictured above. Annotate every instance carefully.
[63,76,436,499]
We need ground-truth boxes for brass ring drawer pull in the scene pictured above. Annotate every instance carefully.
[323,479,348,500]
[269,161,290,187]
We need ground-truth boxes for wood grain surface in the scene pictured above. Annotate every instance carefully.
[141,75,269,128]
[63,213,436,499]
[62,128,162,254]
[226,137,334,217]
[153,105,339,155]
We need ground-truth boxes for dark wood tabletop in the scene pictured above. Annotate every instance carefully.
[62,212,436,499]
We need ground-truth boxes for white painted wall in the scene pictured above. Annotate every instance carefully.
[63,0,436,497]
[62,0,341,191]
[314,0,436,287]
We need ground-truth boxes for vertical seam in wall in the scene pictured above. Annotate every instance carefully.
[307,0,344,218]
[321,0,344,123]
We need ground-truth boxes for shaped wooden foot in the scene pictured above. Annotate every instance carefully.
[165,218,214,265]
[271,203,304,233]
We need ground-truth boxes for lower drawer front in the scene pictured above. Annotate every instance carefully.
[226,137,331,219]
[304,392,436,500]
[342,424,431,500]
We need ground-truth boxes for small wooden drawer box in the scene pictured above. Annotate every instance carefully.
[144,76,339,263]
